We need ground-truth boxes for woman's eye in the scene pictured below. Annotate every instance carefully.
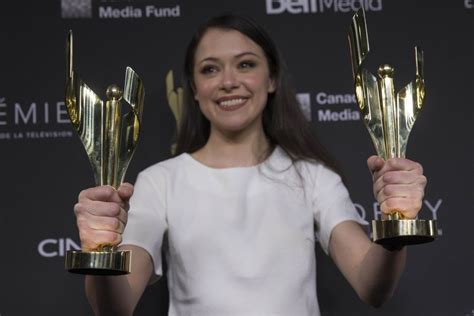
[239,61,256,69]
[200,65,217,74]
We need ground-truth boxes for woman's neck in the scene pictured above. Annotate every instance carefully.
[192,126,271,168]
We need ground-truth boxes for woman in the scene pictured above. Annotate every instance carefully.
[75,14,426,316]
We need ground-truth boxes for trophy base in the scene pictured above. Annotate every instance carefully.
[65,250,131,275]
[372,219,437,248]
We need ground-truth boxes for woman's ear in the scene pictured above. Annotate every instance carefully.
[267,77,276,93]
[191,81,198,100]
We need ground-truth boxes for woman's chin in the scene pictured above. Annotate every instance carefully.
[213,119,259,135]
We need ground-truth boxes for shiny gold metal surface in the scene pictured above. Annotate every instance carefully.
[166,70,183,154]
[372,216,437,247]
[348,9,437,247]
[64,31,144,274]
[65,249,132,275]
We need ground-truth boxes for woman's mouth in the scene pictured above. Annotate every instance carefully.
[217,97,248,111]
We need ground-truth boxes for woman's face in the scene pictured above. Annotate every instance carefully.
[193,28,275,135]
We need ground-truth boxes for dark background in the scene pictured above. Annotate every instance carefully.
[0,0,472,315]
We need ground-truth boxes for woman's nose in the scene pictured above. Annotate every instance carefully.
[220,68,239,91]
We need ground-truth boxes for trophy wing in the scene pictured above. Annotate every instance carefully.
[358,69,387,159]
[116,67,145,184]
[348,8,370,78]
[349,8,387,159]
[396,47,425,158]
[123,66,145,121]
[65,31,104,186]
[166,70,184,127]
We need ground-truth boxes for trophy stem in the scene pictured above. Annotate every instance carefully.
[377,64,399,160]
[102,85,123,189]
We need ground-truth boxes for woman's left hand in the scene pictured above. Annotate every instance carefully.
[367,156,427,219]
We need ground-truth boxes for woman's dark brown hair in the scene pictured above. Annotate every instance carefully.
[175,14,341,175]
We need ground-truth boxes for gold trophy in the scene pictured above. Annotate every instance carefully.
[165,70,183,154]
[64,31,145,274]
[348,9,437,247]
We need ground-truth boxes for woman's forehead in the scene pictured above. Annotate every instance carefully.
[194,28,265,64]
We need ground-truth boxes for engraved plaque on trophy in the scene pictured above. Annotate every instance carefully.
[64,31,145,274]
[348,9,437,248]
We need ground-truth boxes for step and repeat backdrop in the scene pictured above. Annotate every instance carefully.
[0,0,472,315]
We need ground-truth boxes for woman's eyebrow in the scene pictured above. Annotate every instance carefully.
[234,51,261,59]
[197,51,262,65]
[197,56,219,65]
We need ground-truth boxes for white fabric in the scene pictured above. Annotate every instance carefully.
[121,146,367,316]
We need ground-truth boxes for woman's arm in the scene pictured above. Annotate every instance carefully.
[329,156,426,307]
[329,221,406,307]
[85,245,153,316]
[74,184,155,315]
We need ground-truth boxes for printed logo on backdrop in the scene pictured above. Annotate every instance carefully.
[353,198,444,237]
[266,0,383,15]
[312,198,443,241]
[38,238,80,257]
[61,0,182,19]
[296,93,311,121]
[0,97,73,141]
[295,92,360,122]
[61,0,92,18]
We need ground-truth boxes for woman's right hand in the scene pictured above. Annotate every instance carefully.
[74,183,134,251]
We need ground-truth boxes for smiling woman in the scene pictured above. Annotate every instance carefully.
[76,14,428,316]
[194,29,275,128]
[175,14,341,170]
[190,28,276,165]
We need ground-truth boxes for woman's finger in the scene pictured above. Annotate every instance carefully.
[379,197,422,219]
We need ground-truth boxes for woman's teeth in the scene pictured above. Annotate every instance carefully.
[218,98,246,108]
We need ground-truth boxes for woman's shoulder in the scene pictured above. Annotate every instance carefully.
[138,153,190,178]
[271,146,325,171]
[272,146,342,186]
